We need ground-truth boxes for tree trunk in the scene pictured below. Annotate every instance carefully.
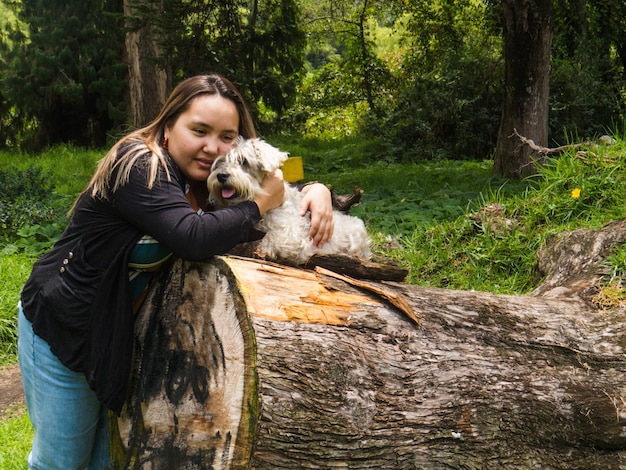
[111,219,626,469]
[124,0,170,128]
[493,0,553,179]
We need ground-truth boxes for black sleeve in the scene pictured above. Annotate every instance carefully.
[113,160,262,260]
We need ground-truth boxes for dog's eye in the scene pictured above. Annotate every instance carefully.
[239,157,249,168]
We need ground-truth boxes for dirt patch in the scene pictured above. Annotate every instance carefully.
[0,363,25,418]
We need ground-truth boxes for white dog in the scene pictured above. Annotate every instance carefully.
[207,138,371,265]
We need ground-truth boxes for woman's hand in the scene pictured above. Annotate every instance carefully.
[300,183,334,247]
[254,170,285,216]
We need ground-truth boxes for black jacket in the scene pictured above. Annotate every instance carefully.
[21,152,262,414]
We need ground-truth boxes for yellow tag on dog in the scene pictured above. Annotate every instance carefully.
[282,157,304,183]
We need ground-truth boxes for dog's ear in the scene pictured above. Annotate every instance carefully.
[254,139,289,172]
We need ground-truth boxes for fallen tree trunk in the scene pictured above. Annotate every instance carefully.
[111,236,626,469]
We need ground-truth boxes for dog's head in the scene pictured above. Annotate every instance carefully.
[207,137,289,208]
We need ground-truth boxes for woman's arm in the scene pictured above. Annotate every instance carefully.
[114,164,262,260]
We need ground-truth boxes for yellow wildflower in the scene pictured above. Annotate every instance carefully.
[571,188,581,199]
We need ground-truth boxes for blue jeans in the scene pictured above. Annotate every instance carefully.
[17,303,111,469]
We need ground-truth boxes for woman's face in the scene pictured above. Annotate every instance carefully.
[164,94,239,182]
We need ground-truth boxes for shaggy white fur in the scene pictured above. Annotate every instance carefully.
[207,138,371,264]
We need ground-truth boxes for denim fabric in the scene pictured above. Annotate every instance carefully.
[17,303,110,470]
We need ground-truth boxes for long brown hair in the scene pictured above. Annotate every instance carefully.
[84,74,256,202]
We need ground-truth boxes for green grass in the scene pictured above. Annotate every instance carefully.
[0,144,103,196]
[0,254,33,365]
[270,134,530,234]
[0,406,32,469]
[398,138,626,293]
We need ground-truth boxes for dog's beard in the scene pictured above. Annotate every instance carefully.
[207,165,267,208]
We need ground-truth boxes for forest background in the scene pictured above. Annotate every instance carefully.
[1,0,626,461]
[0,0,624,163]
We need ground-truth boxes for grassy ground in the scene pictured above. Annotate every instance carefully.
[0,408,32,469]
[0,255,32,364]
[1,135,625,466]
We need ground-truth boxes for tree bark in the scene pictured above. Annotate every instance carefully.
[111,223,626,469]
[493,0,553,179]
[124,0,170,128]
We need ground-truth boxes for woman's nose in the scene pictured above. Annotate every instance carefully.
[203,136,219,155]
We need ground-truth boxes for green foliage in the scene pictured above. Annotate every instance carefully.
[154,0,305,128]
[0,166,66,247]
[550,0,626,143]
[248,0,306,123]
[2,224,65,257]
[601,240,626,308]
[294,0,625,162]
[375,0,503,161]
[606,244,626,281]
[0,144,101,196]
[0,165,52,201]
[0,145,100,252]
[0,0,127,150]
[289,1,399,138]
[290,0,506,160]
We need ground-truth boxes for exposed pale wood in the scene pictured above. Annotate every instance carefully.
[312,265,418,325]
[223,256,379,326]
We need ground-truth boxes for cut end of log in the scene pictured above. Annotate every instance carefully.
[111,259,259,469]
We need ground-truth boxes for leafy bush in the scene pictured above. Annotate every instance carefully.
[375,36,503,162]
[0,166,67,249]
[0,165,52,201]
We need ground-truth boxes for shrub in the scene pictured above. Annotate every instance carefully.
[0,166,67,251]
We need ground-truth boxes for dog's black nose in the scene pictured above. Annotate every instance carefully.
[217,173,229,184]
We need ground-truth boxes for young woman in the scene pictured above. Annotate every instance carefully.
[17,74,333,469]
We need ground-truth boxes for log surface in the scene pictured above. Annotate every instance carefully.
[113,255,626,469]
